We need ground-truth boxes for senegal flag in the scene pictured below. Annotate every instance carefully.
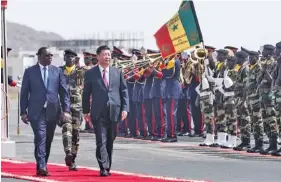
[154,0,203,58]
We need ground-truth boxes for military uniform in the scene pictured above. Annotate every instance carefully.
[150,63,166,141]
[143,70,156,140]
[272,41,281,156]
[161,58,182,142]
[257,45,279,155]
[132,71,147,139]
[233,52,251,149]
[211,49,228,147]
[60,49,83,170]
[220,60,238,148]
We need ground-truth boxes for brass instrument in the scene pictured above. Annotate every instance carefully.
[182,48,207,84]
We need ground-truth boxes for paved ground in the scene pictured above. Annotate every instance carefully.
[2,99,281,182]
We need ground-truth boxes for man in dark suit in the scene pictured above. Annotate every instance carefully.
[20,47,70,176]
[82,45,129,177]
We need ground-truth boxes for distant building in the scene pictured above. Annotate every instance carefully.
[48,37,144,54]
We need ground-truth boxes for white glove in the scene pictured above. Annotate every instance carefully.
[223,70,229,78]
[195,84,201,95]
[204,59,209,66]
[224,76,234,88]
[215,78,223,86]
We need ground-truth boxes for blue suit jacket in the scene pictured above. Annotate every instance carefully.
[20,64,70,122]
[82,66,129,122]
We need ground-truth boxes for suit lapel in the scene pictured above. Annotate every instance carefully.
[95,66,107,89]
[35,64,46,90]
[109,67,113,91]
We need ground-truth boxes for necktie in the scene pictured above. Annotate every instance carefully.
[43,66,47,88]
[103,69,109,88]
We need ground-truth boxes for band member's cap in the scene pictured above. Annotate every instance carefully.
[205,45,216,52]
[263,44,275,51]
[64,49,77,56]
[248,51,259,56]
[224,46,238,52]
[83,52,92,57]
[276,41,281,49]
[217,49,229,55]
[235,51,249,59]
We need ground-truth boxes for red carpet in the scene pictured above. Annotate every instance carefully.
[1,159,209,182]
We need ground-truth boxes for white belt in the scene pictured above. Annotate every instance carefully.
[200,91,211,97]
[224,91,235,97]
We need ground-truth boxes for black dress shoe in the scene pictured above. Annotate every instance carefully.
[37,168,49,176]
[161,137,178,143]
[142,135,153,140]
[100,170,110,177]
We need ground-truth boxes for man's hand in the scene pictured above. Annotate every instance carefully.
[84,113,93,129]
[121,111,128,121]
[21,114,29,124]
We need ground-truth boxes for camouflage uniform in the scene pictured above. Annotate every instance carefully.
[258,58,278,154]
[60,65,83,163]
[246,63,263,143]
[234,64,251,142]
[222,69,237,140]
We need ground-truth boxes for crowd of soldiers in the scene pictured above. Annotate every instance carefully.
[74,42,281,158]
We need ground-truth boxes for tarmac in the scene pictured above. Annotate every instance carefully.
[2,99,281,182]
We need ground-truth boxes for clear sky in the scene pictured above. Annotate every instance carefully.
[6,0,281,51]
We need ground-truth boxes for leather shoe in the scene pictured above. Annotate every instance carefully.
[100,170,110,177]
[37,168,49,176]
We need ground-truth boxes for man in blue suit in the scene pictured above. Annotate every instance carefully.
[20,47,70,176]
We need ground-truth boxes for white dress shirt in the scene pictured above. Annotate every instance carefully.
[39,63,48,107]
[98,65,109,86]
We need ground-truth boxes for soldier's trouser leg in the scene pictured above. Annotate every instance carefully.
[249,94,263,141]
[222,96,237,148]
[183,99,192,133]
[237,99,251,141]
[136,102,147,136]
[199,95,214,146]
[71,112,81,158]
[213,103,227,146]
[260,92,278,154]
[128,100,137,136]
[274,90,281,139]
[144,99,155,136]
[190,92,203,135]
[177,99,184,133]
[164,98,178,138]
[153,97,166,137]
[62,119,73,154]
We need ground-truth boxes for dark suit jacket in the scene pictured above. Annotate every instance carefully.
[20,64,70,122]
[82,66,129,122]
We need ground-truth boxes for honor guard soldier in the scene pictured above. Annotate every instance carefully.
[59,49,83,170]
[132,67,147,139]
[187,51,204,137]
[143,65,157,140]
[1,47,17,87]
[150,61,166,141]
[80,52,95,133]
[232,51,251,149]
[224,46,238,54]
[256,44,278,155]
[124,69,137,138]
[272,41,281,156]
[177,54,192,136]
[161,56,182,142]
[210,49,229,147]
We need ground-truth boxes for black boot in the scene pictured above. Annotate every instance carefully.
[271,147,281,156]
[69,155,78,171]
[247,139,264,153]
[65,152,73,166]
[233,137,251,151]
[260,135,278,155]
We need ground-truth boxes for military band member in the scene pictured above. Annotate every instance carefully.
[133,68,147,139]
[143,66,156,140]
[59,49,83,170]
[161,57,181,142]
[220,55,238,148]
[150,62,166,141]
[210,49,229,147]
[256,44,279,155]
[272,41,281,156]
[124,71,137,138]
